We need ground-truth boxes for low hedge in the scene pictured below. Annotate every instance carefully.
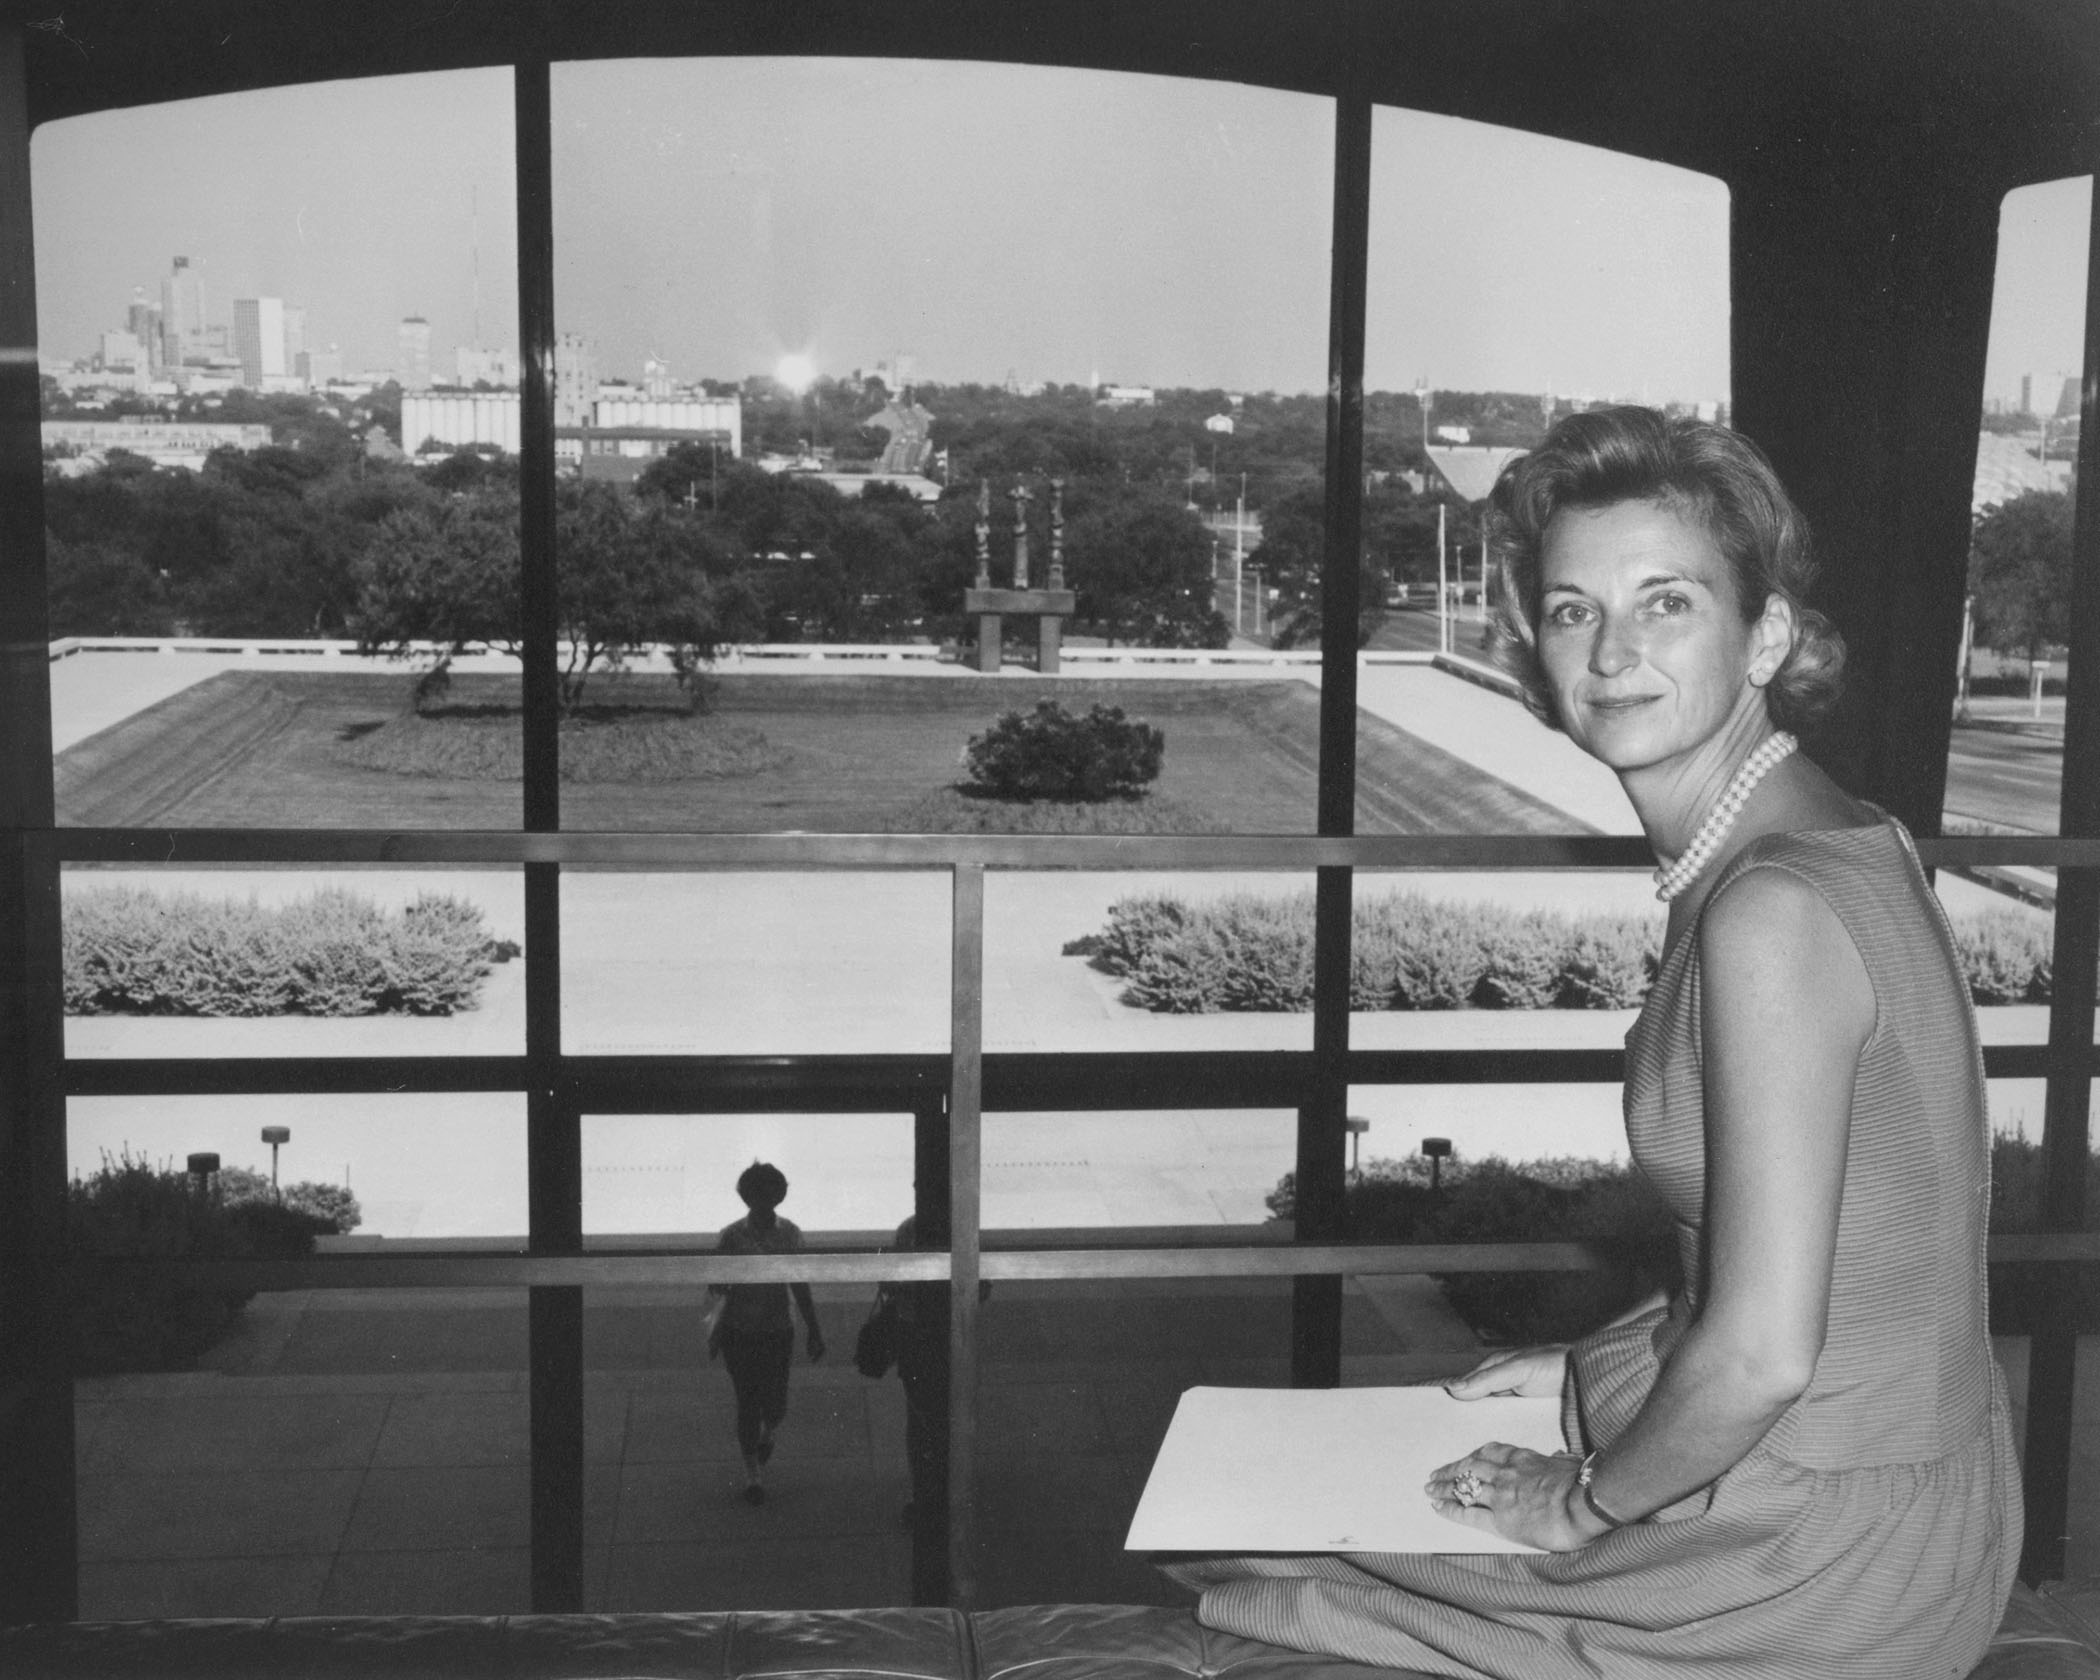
[1081,889,2056,1013]
[64,886,512,1017]
[1268,1154,1680,1345]
[1078,890,1660,1013]
[1267,1135,2096,1346]
[65,1153,357,1373]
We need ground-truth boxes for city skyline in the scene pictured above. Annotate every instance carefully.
[28,59,2087,409]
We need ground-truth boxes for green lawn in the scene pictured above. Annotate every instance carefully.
[54,669,1586,834]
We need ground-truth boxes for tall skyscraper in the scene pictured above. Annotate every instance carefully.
[283,307,307,381]
[553,331,597,427]
[159,256,205,367]
[233,297,288,389]
[398,317,433,392]
[126,291,162,373]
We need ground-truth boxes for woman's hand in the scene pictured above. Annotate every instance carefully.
[1424,1443,1610,1552]
[1443,1343,1569,1400]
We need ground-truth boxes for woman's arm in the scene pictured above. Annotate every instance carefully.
[793,1281,826,1360]
[1431,866,1873,1549]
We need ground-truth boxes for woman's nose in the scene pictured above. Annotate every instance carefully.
[1589,617,1639,677]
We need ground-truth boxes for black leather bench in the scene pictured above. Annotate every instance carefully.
[5,1590,2100,1679]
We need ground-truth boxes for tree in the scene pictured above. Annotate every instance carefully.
[1064,485,1229,648]
[351,482,761,709]
[1252,482,1394,649]
[46,534,172,636]
[1970,489,2074,660]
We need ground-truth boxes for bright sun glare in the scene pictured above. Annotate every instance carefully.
[775,352,816,392]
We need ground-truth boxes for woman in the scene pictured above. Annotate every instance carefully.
[1167,408,2020,1678]
[708,1160,825,1506]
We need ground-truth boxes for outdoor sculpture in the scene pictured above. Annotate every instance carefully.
[964,476,1076,673]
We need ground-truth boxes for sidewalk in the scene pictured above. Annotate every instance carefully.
[75,1274,1487,1618]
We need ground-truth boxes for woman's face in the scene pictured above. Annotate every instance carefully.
[1536,498,1782,775]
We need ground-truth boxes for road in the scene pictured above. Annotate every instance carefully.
[1365,604,1465,655]
[1945,725,2066,834]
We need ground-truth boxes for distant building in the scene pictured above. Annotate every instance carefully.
[298,346,344,387]
[232,297,288,389]
[1095,384,1155,408]
[42,417,269,472]
[400,389,743,473]
[95,330,144,374]
[572,395,742,483]
[125,293,162,372]
[402,391,524,454]
[398,317,433,392]
[158,256,206,367]
[454,345,519,388]
[1432,423,1472,444]
[553,333,597,427]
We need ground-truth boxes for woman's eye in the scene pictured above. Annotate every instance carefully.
[1545,602,1590,628]
[1647,592,1691,616]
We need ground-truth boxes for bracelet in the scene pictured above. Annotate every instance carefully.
[1576,1451,1630,1529]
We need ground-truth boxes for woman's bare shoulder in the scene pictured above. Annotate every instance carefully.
[1698,859,1876,1044]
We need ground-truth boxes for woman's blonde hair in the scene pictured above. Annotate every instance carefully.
[1485,406,1845,735]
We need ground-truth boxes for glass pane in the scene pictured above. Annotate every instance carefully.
[550,57,1331,833]
[77,1288,536,1617]
[985,869,1319,1053]
[583,1118,905,1613]
[36,71,523,828]
[978,1277,1291,1608]
[561,871,949,1055]
[583,1113,911,1243]
[1356,108,1728,835]
[1954,174,2090,1020]
[68,1093,527,1242]
[62,866,526,1060]
[983,1110,1294,1232]
[70,1091,532,1615]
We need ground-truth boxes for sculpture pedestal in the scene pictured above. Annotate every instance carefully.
[964,587,1077,674]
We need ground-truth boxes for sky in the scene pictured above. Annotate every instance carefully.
[27,57,2088,408]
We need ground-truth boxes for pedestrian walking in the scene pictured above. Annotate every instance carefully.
[707,1161,825,1505]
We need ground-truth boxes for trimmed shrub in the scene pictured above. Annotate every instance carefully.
[1267,1152,1679,1345]
[963,700,1164,801]
[65,1152,341,1373]
[64,887,505,1017]
[1086,889,2053,1014]
[1954,911,2052,1003]
[216,1164,363,1233]
[1559,916,1662,1009]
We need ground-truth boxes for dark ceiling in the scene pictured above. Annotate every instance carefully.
[19,1,2100,201]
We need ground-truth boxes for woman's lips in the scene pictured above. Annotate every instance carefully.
[1585,694,1659,712]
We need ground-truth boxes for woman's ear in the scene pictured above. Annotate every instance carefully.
[1748,593,1795,687]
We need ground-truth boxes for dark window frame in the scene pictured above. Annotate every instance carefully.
[2,29,2097,1616]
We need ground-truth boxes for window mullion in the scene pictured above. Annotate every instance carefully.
[1296,84,1372,1389]
[2021,172,2100,1585]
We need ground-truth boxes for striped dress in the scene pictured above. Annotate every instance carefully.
[1166,818,2022,1679]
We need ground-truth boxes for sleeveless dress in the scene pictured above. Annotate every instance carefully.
[1165,818,2021,1680]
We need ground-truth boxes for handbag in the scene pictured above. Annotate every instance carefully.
[853,1293,896,1378]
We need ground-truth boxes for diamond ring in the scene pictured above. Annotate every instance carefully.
[1455,1471,1484,1506]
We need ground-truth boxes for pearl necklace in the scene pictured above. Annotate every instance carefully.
[1652,731,1799,903]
